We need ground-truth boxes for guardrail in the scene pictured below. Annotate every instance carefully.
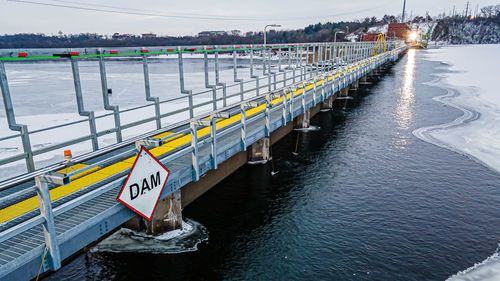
[0,41,408,280]
[0,41,399,181]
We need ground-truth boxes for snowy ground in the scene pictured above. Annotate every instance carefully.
[0,55,296,180]
[413,44,500,280]
[415,44,500,174]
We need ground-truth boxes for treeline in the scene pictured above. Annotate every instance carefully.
[432,4,500,44]
[0,15,401,48]
[2,3,498,49]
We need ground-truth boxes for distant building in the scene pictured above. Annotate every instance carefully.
[142,33,157,39]
[112,33,136,40]
[362,33,380,41]
[198,31,228,37]
[387,23,410,39]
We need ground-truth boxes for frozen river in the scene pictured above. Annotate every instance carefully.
[0,54,275,179]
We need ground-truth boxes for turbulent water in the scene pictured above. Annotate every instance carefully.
[43,48,500,281]
[92,219,208,254]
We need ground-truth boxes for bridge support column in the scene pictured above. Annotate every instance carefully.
[321,96,334,110]
[294,110,310,128]
[351,80,359,91]
[249,137,270,162]
[146,189,182,235]
[340,86,350,97]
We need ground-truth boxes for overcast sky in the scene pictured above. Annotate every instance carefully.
[1,0,498,36]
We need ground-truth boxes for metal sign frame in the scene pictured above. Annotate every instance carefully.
[116,147,170,221]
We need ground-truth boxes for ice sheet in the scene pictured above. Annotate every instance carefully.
[0,56,292,180]
[447,245,500,281]
[413,44,500,280]
[414,44,500,174]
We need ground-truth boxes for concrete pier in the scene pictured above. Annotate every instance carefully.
[321,95,334,109]
[340,86,350,97]
[124,190,183,235]
[145,190,182,235]
[249,137,270,162]
[294,110,311,128]
[351,80,359,90]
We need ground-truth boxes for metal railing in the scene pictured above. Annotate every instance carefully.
[0,41,398,180]
[0,41,408,280]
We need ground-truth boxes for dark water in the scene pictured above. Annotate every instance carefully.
[45,49,500,281]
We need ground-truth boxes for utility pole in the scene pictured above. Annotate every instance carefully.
[465,1,470,17]
[401,0,406,22]
[334,31,345,43]
[263,24,281,45]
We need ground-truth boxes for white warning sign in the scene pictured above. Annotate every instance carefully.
[117,147,170,220]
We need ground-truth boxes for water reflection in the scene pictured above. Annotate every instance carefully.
[396,49,416,130]
[393,49,416,148]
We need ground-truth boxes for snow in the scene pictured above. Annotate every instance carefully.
[415,44,500,174]
[447,244,500,281]
[0,57,292,180]
[367,24,388,34]
[414,44,500,280]
[433,20,500,44]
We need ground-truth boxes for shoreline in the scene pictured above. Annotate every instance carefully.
[412,74,493,172]
[412,46,500,280]
[413,46,500,176]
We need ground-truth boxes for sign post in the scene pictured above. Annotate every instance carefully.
[117,147,170,221]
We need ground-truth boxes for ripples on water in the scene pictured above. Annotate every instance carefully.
[45,49,500,281]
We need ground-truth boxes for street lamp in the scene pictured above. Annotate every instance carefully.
[264,24,281,45]
[334,31,345,42]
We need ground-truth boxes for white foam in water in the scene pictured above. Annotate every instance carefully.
[413,45,500,279]
[155,220,193,241]
[247,160,268,165]
[294,125,321,132]
[92,218,208,254]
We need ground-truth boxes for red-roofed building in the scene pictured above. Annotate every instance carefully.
[362,33,380,41]
[387,23,410,39]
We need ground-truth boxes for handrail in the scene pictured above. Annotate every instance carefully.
[0,41,406,187]
[0,44,408,280]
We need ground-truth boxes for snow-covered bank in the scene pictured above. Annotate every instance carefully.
[414,44,500,280]
[415,44,500,174]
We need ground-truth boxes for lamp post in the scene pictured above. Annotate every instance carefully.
[264,24,281,45]
[334,31,345,43]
